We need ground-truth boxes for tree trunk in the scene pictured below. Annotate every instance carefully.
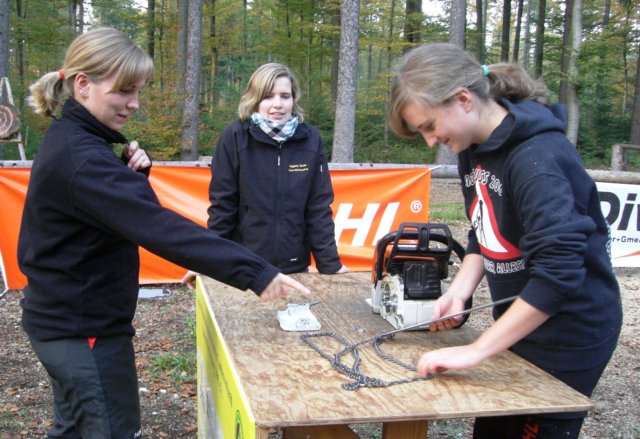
[404,0,422,45]
[621,8,631,117]
[533,0,545,78]
[603,0,611,27]
[16,0,25,101]
[147,0,155,60]
[176,0,188,96]
[630,50,640,144]
[331,0,359,163]
[180,0,202,160]
[243,0,248,57]
[560,0,581,146]
[475,0,485,62]
[208,0,218,112]
[67,0,83,34]
[78,0,84,33]
[559,0,572,104]
[0,0,8,78]
[158,0,166,89]
[330,5,340,102]
[383,0,396,145]
[449,0,465,47]
[439,0,466,165]
[513,0,523,62]
[501,0,512,62]
[68,0,76,35]
[522,0,531,70]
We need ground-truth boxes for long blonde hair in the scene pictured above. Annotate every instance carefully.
[388,43,550,137]
[28,27,154,117]
[237,63,304,121]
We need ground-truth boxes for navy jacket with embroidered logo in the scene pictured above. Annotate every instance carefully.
[458,98,622,371]
[208,120,342,274]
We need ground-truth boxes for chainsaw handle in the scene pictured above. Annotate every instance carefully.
[372,222,458,287]
[388,223,453,268]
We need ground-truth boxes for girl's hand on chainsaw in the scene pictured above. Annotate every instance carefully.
[428,295,466,332]
[416,344,486,376]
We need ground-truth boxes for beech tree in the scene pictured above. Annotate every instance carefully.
[404,0,422,45]
[559,0,582,146]
[501,0,511,61]
[533,0,546,79]
[630,50,640,145]
[180,0,202,160]
[436,0,466,165]
[0,0,636,168]
[332,0,359,163]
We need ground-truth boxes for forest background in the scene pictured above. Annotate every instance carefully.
[0,0,639,170]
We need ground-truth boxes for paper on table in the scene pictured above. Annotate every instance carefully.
[276,302,321,331]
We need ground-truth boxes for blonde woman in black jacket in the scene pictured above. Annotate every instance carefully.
[19,28,309,439]
[183,63,347,288]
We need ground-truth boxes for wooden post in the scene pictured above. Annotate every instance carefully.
[611,143,640,172]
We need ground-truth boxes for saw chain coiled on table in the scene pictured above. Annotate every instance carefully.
[300,331,432,391]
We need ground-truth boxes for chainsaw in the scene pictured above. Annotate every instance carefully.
[367,222,471,330]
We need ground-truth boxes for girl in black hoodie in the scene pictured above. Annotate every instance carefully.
[388,43,622,439]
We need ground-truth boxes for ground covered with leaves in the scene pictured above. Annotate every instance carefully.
[1,181,638,438]
[0,284,199,438]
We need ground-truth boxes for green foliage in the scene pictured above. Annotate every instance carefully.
[4,0,639,170]
[185,316,196,342]
[571,3,638,168]
[125,87,182,160]
[147,352,196,384]
[0,410,23,431]
[429,201,467,223]
[91,0,147,37]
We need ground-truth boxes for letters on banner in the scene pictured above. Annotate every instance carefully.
[597,182,640,267]
[0,166,432,289]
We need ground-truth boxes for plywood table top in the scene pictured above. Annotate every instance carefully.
[199,272,593,429]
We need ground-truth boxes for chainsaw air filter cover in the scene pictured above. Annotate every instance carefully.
[403,260,442,300]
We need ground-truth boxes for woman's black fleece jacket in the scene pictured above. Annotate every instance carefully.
[207,120,342,274]
[18,98,279,341]
[458,98,622,372]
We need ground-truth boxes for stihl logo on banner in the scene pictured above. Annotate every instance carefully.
[334,202,401,246]
[0,166,432,289]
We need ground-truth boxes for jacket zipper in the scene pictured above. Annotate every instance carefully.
[274,142,283,265]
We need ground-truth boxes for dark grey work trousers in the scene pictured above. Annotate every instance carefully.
[473,359,612,439]
[28,335,142,439]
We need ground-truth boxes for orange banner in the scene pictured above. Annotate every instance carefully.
[0,165,430,290]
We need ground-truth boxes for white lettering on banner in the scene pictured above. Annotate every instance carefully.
[597,182,640,267]
[333,203,400,247]
[373,202,400,245]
